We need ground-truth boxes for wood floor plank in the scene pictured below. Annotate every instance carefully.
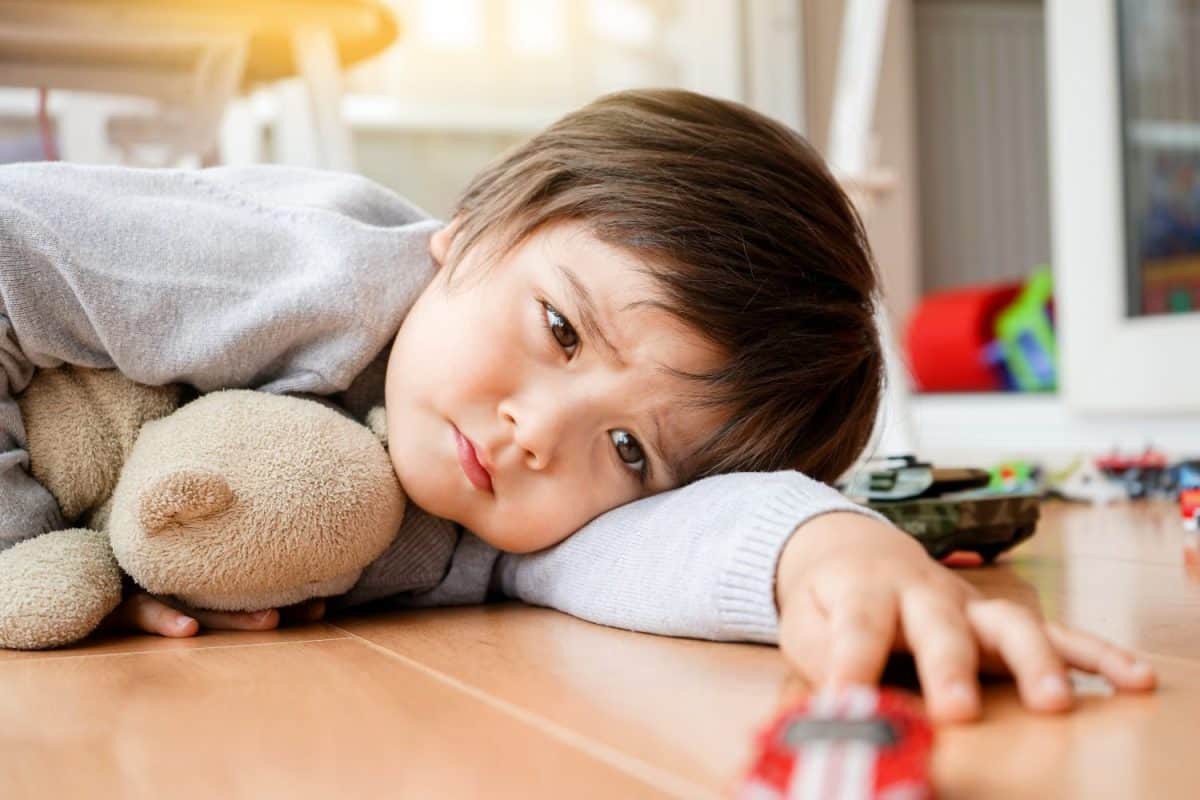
[337,604,793,795]
[1019,499,1194,566]
[934,654,1200,799]
[0,637,687,799]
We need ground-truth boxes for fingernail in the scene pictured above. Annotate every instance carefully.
[253,610,273,622]
[947,681,974,704]
[1130,660,1153,678]
[175,616,194,633]
[1040,674,1070,699]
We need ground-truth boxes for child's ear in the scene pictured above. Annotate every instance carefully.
[430,217,461,268]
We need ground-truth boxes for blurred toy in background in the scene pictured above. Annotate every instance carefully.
[1040,453,1199,505]
[843,455,1040,563]
[1045,459,1129,505]
[904,282,1019,391]
[737,686,933,800]
[904,267,1056,393]
[843,455,991,500]
[987,460,1042,494]
[1181,489,1200,532]
[1167,460,1200,496]
[992,267,1057,391]
[1096,447,1172,499]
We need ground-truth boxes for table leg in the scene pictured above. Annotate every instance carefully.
[291,25,356,172]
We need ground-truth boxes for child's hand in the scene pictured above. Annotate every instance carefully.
[775,512,1157,723]
[101,591,326,638]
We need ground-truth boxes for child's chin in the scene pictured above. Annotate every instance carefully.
[393,472,459,520]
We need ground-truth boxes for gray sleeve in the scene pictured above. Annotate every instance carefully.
[0,312,63,546]
[0,161,438,395]
[494,470,890,644]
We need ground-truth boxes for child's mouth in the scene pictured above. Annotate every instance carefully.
[453,425,493,493]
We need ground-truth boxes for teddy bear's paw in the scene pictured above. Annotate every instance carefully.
[0,529,123,650]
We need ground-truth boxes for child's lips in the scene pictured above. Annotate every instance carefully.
[454,425,493,492]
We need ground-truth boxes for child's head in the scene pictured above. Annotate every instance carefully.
[384,88,882,552]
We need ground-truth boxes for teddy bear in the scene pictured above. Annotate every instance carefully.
[0,366,406,650]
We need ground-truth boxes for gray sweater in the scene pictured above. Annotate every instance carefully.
[0,162,883,644]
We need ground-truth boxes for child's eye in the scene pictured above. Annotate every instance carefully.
[541,302,579,356]
[610,430,649,483]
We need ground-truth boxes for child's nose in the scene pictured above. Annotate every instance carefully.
[501,395,581,471]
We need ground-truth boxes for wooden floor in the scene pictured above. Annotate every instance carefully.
[1,500,1197,799]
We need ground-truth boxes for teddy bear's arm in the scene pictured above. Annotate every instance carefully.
[16,367,180,522]
[0,528,123,649]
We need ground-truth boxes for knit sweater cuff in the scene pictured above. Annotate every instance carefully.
[716,481,889,644]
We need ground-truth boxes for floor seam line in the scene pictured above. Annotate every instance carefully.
[330,625,718,800]
[0,635,348,665]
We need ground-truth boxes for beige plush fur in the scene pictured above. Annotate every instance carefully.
[0,366,405,650]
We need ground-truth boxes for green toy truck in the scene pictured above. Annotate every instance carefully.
[842,456,1041,562]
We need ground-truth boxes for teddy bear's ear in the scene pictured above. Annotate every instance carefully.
[365,406,388,450]
[138,468,236,535]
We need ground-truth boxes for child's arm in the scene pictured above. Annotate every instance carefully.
[493,470,1156,722]
[495,471,873,642]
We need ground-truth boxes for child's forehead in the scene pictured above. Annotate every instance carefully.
[526,219,643,264]
[521,221,677,301]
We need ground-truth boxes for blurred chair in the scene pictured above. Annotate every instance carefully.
[0,0,398,168]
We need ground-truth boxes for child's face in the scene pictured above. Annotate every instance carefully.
[383,220,726,553]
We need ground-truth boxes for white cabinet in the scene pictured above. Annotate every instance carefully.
[1047,0,1200,412]
[879,0,1200,460]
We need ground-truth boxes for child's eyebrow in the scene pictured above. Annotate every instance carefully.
[554,263,626,368]
[554,262,679,487]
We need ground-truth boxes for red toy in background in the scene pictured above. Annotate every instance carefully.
[904,269,1058,393]
[1095,448,1170,473]
[1182,489,1200,531]
[737,686,934,800]
[904,283,1020,392]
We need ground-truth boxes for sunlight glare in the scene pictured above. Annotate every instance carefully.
[417,0,483,49]
[507,0,565,56]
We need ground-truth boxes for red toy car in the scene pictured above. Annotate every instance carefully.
[1095,448,1169,472]
[737,687,934,800]
[1095,448,1172,499]
[1182,488,1200,531]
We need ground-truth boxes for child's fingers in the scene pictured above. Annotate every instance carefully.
[1044,621,1157,691]
[185,606,280,631]
[777,584,833,683]
[106,593,285,636]
[967,599,1072,713]
[107,593,198,637]
[823,584,897,688]
[899,589,981,723]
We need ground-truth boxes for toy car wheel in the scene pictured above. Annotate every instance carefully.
[975,543,1009,563]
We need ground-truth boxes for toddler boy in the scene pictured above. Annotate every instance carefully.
[0,89,1154,721]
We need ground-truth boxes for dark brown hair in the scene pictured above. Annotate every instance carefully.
[444,88,883,485]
